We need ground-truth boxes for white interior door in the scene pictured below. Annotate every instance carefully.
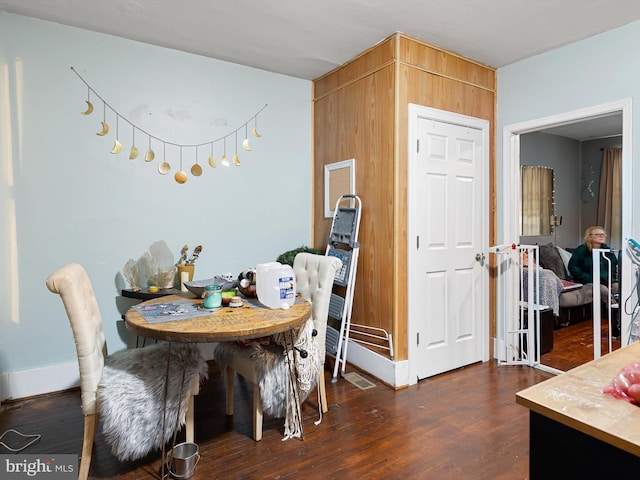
[408,105,489,382]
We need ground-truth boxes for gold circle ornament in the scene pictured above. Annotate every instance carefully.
[158,161,171,175]
[174,171,188,184]
[191,164,203,176]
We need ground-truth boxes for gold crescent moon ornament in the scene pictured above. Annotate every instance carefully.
[242,138,252,151]
[158,161,171,175]
[190,164,203,176]
[96,121,109,136]
[129,145,139,160]
[81,100,94,115]
[221,155,229,167]
[252,125,262,137]
[208,155,216,168]
[232,154,241,166]
[174,171,188,184]
[145,149,155,162]
[111,139,122,154]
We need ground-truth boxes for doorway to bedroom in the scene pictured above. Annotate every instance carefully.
[502,99,631,373]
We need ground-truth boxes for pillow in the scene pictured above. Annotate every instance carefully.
[538,243,567,280]
[557,247,573,278]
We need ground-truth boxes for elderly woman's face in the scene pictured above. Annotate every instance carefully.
[590,230,607,244]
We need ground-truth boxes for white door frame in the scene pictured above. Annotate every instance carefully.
[407,104,490,385]
[502,99,633,357]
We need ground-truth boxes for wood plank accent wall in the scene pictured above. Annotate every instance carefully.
[313,33,496,363]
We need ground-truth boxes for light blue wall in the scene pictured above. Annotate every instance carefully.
[518,132,624,250]
[0,14,312,382]
[497,20,640,243]
[519,132,581,248]
[581,136,623,235]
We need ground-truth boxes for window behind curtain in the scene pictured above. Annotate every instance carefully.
[521,165,554,236]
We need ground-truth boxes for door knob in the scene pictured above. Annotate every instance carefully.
[475,253,485,264]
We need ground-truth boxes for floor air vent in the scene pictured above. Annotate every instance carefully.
[343,372,376,390]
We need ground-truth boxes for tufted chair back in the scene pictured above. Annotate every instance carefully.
[46,263,107,417]
[292,252,342,360]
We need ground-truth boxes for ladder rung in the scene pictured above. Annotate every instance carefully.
[329,294,345,321]
[325,325,340,356]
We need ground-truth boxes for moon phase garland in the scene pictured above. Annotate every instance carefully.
[70,66,267,184]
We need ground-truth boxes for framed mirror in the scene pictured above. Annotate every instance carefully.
[521,165,554,236]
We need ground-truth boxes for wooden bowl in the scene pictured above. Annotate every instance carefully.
[237,283,257,297]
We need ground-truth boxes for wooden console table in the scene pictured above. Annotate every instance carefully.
[516,342,640,478]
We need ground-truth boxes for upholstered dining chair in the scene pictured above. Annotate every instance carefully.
[46,263,207,480]
[214,252,342,441]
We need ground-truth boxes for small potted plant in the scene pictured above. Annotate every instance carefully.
[276,246,323,266]
[176,245,202,286]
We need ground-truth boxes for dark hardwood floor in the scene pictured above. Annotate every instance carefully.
[541,317,621,372]
[0,359,555,480]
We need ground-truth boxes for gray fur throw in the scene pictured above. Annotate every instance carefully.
[213,319,321,439]
[98,342,208,461]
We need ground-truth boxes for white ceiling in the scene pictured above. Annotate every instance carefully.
[3,0,640,81]
[540,113,623,141]
[2,0,636,138]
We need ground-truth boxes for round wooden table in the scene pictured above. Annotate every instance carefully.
[124,294,312,455]
[124,294,311,343]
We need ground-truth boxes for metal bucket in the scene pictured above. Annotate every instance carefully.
[167,442,200,479]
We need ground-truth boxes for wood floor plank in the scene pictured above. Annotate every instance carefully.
[541,317,621,371]
[0,360,556,479]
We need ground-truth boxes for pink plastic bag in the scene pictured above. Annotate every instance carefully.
[603,362,640,404]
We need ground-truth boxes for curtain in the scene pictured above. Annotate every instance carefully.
[597,148,622,250]
[521,165,553,236]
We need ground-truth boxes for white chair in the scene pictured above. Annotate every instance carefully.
[46,263,206,479]
[215,253,341,441]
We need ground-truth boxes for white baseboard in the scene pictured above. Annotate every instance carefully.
[2,339,495,402]
[333,340,409,388]
[1,344,218,403]
[3,341,405,401]
[1,362,80,402]
[336,338,498,387]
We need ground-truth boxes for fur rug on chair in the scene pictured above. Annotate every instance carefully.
[98,342,208,461]
[213,318,321,439]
